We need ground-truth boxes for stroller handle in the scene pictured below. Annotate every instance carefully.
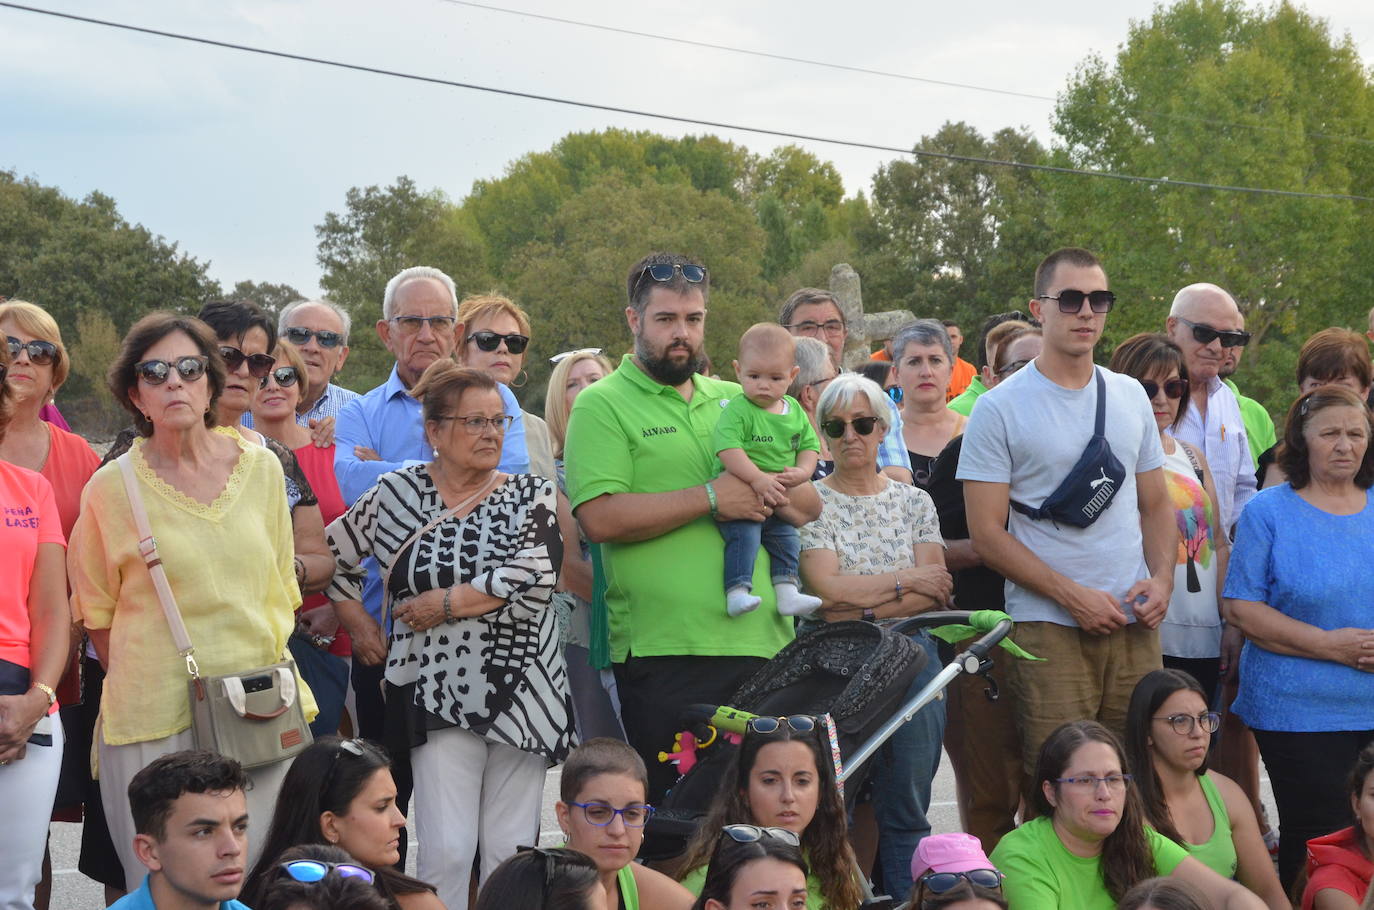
[890,610,984,636]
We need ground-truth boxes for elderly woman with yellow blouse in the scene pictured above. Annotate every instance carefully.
[68,312,315,890]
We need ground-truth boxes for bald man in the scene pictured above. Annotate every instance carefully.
[1165,283,1256,532]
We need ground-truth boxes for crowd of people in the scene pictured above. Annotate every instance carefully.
[2,244,1373,910]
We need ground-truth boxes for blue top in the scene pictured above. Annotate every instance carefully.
[1225,484,1374,731]
[334,364,529,622]
[110,875,251,910]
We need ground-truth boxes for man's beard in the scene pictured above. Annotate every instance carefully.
[636,335,704,386]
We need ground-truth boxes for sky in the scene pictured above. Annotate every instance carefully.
[5,0,1374,298]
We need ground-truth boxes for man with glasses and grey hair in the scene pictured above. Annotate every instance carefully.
[778,287,914,484]
[242,298,359,443]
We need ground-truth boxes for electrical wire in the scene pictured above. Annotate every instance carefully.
[1,1,1370,202]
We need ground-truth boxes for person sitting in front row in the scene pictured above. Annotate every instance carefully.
[713,323,822,618]
[254,844,390,910]
[108,750,252,910]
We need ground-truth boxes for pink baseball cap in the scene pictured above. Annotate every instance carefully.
[910,832,996,882]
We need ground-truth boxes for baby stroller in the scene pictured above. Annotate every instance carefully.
[642,610,1015,909]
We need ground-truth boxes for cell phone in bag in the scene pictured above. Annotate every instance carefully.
[28,714,52,747]
[240,674,274,695]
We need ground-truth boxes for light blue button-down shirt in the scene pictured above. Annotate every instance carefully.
[334,364,529,622]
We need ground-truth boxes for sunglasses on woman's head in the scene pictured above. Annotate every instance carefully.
[921,869,1003,894]
[1139,378,1188,400]
[6,336,58,366]
[219,345,276,378]
[135,356,209,385]
[746,715,815,735]
[466,331,529,354]
[279,860,375,886]
[260,366,301,389]
[719,824,801,847]
[820,416,880,438]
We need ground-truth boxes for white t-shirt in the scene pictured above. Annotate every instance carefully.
[956,360,1165,626]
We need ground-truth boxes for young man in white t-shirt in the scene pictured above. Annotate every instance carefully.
[957,247,1176,774]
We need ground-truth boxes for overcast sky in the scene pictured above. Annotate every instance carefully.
[5,0,1374,298]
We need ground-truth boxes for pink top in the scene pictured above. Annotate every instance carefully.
[292,443,352,657]
[0,460,65,675]
[39,423,100,540]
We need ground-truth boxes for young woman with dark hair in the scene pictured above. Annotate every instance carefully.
[255,844,390,910]
[1117,877,1208,910]
[675,718,861,910]
[1125,669,1287,908]
[989,720,1264,909]
[242,737,439,910]
[690,828,809,910]
[474,848,604,910]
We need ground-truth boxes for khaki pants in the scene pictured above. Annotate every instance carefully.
[1004,620,1162,781]
[943,655,1026,855]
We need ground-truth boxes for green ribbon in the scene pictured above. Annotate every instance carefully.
[927,610,1043,661]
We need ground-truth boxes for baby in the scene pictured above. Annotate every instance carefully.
[712,323,823,617]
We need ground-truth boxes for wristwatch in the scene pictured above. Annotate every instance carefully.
[31,682,57,708]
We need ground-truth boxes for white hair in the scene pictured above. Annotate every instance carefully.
[382,266,458,320]
[278,298,352,343]
[1169,282,1238,318]
[816,373,890,430]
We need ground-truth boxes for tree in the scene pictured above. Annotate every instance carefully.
[229,280,302,320]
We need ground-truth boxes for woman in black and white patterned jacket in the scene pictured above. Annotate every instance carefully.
[325,361,569,910]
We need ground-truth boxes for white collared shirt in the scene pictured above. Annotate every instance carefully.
[1169,375,1255,532]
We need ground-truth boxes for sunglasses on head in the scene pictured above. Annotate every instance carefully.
[746,715,815,735]
[1178,317,1251,348]
[467,331,529,354]
[820,416,881,438]
[1139,377,1188,400]
[279,860,375,886]
[219,346,276,378]
[550,347,602,364]
[260,366,301,389]
[921,869,1004,895]
[719,824,801,847]
[7,336,58,366]
[282,326,345,349]
[1036,289,1116,314]
[632,262,707,296]
[135,356,209,386]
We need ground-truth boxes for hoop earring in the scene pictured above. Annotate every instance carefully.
[511,369,528,389]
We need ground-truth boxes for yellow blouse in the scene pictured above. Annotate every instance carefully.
[69,428,315,746]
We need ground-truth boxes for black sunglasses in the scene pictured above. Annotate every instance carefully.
[135,356,210,386]
[1178,317,1251,348]
[282,326,345,349]
[219,346,276,378]
[632,262,707,297]
[260,366,301,389]
[1036,289,1116,314]
[921,869,1003,895]
[467,331,530,354]
[821,416,881,438]
[746,715,816,735]
[719,824,801,847]
[1139,378,1188,400]
[7,336,58,366]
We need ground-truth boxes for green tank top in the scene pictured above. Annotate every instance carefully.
[616,864,640,910]
[1184,773,1238,879]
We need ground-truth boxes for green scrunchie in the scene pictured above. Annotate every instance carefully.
[927,610,1043,661]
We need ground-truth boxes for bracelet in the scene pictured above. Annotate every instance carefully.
[861,608,876,623]
[442,587,455,624]
[293,556,306,585]
[894,576,904,602]
[705,482,719,520]
[31,682,56,708]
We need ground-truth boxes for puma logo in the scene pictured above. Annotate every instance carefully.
[1089,468,1112,490]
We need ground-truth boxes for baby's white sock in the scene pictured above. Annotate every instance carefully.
[774,582,822,617]
[726,585,762,617]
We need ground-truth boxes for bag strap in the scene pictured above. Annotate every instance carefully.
[116,453,201,679]
[1177,439,1205,482]
[1092,367,1107,436]
[379,470,503,627]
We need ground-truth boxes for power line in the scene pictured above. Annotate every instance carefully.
[1,1,1370,202]
[437,0,1374,149]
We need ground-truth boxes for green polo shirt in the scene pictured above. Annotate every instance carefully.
[1224,379,1276,469]
[565,355,795,663]
[946,373,987,417]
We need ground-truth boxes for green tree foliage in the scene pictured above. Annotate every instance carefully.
[1047,0,1374,415]
[229,280,302,321]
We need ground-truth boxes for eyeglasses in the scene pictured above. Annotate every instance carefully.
[279,860,375,886]
[434,414,515,434]
[719,825,801,847]
[568,801,654,827]
[1177,317,1251,348]
[550,347,602,364]
[7,336,58,366]
[920,869,1004,895]
[1155,711,1221,735]
[282,326,345,349]
[820,416,881,438]
[219,346,276,378]
[746,715,816,735]
[389,315,456,335]
[996,359,1032,379]
[1054,774,1132,791]
[1036,290,1116,314]
[135,356,210,386]
[467,331,530,354]
[1139,378,1188,401]
[631,262,707,298]
[785,319,847,338]
[260,366,301,390]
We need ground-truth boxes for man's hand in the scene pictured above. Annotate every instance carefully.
[749,473,787,505]
[1219,624,1244,683]
[712,473,769,522]
[1124,575,1172,629]
[308,416,336,448]
[298,605,340,640]
[353,446,381,462]
[336,604,387,666]
[1061,583,1129,635]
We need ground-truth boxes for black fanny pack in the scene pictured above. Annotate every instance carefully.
[1011,369,1125,529]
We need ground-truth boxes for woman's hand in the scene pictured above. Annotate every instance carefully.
[393,589,449,633]
[298,605,340,644]
[900,564,954,609]
[0,691,46,764]
[334,601,387,666]
[1326,627,1374,672]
